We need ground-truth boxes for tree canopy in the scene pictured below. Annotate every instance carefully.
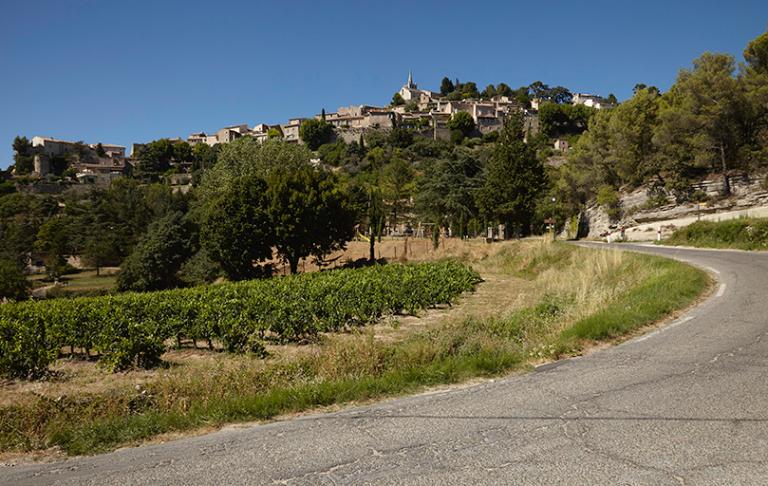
[117,211,197,292]
[477,114,546,236]
[200,174,274,280]
[299,119,334,150]
[267,166,356,274]
[447,112,476,137]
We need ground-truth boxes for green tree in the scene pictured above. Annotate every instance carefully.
[608,87,662,185]
[404,100,419,112]
[81,224,120,276]
[391,92,405,106]
[742,30,768,168]
[192,142,218,171]
[0,193,56,265]
[198,138,311,201]
[137,139,175,174]
[267,127,282,139]
[447,112,476,138]
[12,136,34,175]
[596,185,622,221]
[382,158,415,228]
[440,77,455,96]
[416,148,484,236]
[460,81,479,99]
[0,258,29,301]
[200,174,274,280]
[513,86,531,107]
[529,82,572,104]
[564,109,619,203]
[548,86,573,104]
[178,249,222,286]
[366,184,385,262]
[267,166,355,274]
[481,84,497,99]
[654,53,745,195]
[34,216,74,279]
[476,114,547,236]
[539,102,595,138]
[388,127,414,148]
[299,118,335,150]
[95,143,107,157]
[744,31,768,74]
[496,83,514,97]
[172,141,193,163]
[117,211,196,291]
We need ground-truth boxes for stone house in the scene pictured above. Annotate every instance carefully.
[281,118,304,143]
[29,136,128,178]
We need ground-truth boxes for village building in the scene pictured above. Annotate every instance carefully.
[397,71,439,103]
[30,136,130,182]
[22,71,611,186]
[572,92,612,109]
[280,118,305,143]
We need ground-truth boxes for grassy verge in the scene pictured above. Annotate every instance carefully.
[0,241,709,457]
[662,217,768,250]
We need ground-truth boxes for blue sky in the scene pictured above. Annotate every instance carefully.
[1,0,767,168]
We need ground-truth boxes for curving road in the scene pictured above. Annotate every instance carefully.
[3,243,768,485]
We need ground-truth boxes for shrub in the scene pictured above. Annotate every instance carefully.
[596,185,622,221]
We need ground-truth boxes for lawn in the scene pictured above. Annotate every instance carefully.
[28,269,117,298]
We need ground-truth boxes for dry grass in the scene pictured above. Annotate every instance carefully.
[0,239,646,412]
[0,238,708,458]
[271,237,499,274]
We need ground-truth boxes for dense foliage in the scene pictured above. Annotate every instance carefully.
[299,119,334,150]
[0,260,480,377]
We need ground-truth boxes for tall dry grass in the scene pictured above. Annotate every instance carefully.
[0,239,707,456]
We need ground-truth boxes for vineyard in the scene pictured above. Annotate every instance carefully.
[0,261,480,378]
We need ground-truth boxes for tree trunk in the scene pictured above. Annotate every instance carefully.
[289,257,299,274]
[369,229,375,263]
[720,143,730,196]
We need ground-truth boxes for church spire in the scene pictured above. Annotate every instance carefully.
[406,70,416,89]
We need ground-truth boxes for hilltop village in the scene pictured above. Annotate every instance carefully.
[9,73,613,189]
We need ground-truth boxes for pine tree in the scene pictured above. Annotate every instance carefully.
[476,114,546,236]
[440,77,455,96]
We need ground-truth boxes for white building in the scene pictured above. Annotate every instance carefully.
[572,93,612,110]
[398,71,439,103]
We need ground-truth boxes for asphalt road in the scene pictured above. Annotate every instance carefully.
[3,243,768,485]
